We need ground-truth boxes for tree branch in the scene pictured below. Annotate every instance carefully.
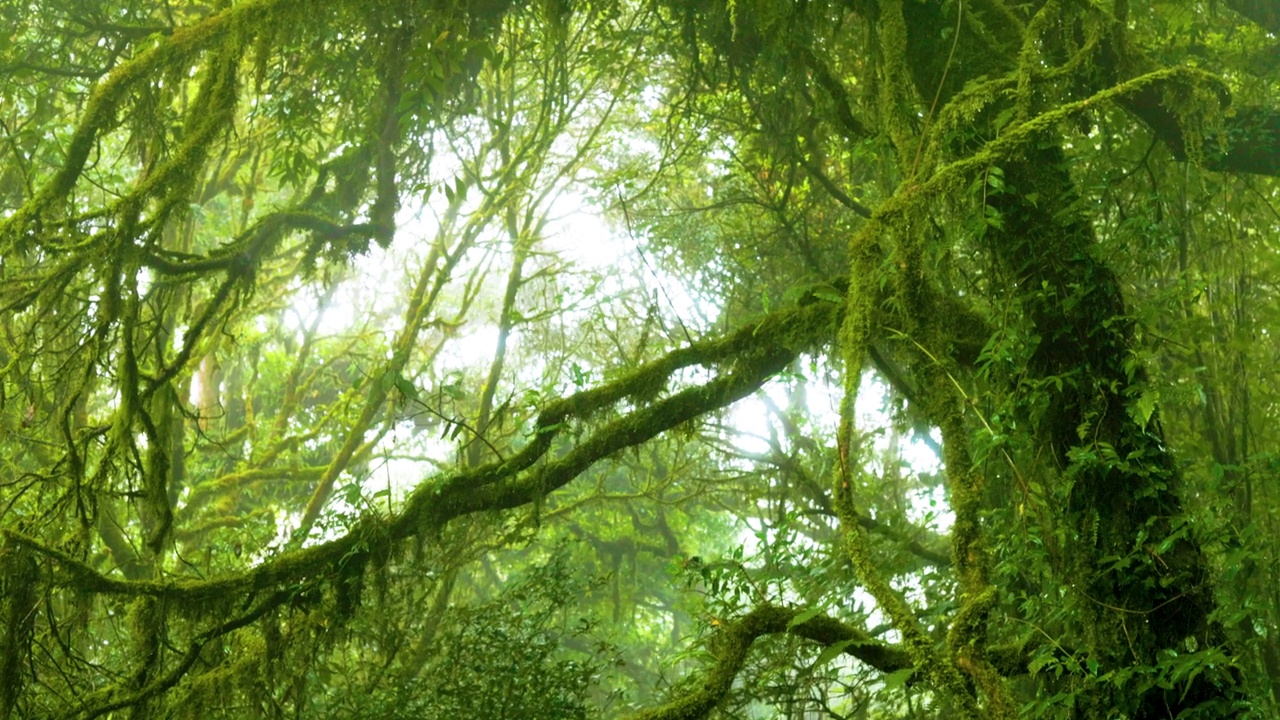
[625,604,912,720]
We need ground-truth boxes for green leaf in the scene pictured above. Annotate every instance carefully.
[811,639,856,668]
[1130,388,1158,430]
[787,606,823,628]
[881,667,916,691]
[394,374,421,402]
[441,381,466,400]
[1028,653,1056,676]
[812,287,844,304]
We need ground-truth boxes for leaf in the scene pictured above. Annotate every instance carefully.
[811,638,857,668]
[394,374,421,402]
[449,420,466,440]
[1028,653,1056,676]
[1130,388,1158,430]
[787,606,823,629]
[881,667,916,691]
[812,287,844,304]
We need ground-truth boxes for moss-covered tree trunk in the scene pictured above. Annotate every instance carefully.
[892,3,1246,716]
[993,147,1240,717]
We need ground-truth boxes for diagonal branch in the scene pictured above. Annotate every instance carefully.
[3,286,845,605]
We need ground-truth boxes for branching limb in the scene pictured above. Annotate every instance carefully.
[624,604,911,720]
[4,286,845,604]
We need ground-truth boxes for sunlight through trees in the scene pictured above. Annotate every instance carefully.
[2,1,1279,718]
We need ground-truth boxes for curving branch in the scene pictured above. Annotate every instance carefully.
[0,0,312,248]
[624,604,912,720]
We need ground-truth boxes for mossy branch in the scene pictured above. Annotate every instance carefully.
[891,66,1225,223]
[1,287,843,607]
[624,604,912,720]
[0,0,307,250]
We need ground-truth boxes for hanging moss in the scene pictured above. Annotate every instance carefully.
[0,540,38,720]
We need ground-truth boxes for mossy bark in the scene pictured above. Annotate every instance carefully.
[988,146,1242,718]
[880,2,1247,716]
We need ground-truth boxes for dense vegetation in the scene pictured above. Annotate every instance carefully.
[2,0,1279,717]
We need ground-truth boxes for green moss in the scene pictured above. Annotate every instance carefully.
[0,541,38,719]
[875,0,920,166]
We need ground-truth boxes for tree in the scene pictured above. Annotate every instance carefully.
[2,1,1278,718]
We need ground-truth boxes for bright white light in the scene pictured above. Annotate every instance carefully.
[543,194,622,270]
[438,325,502,372]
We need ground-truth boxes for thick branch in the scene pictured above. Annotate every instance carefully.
[625,605,911,720]
[3,288,843,604]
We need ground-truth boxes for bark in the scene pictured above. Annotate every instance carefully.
[889,2,1250,715]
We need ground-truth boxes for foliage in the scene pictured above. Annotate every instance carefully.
[2,1,1280,719]
[316,550,620,720]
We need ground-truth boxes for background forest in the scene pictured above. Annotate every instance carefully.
[1,0,1279,718]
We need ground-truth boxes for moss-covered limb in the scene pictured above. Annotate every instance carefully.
[1013,0,1062,121]
[0,0,306,250]
[124,597,163,719]
[755,436,953,568]
[625,604,912,720]
[96,501,148,581]
[920,360,1017,718]
[141,262,239,400]
[0,250,91,315]
[0,529,225,598]
[533,280,845,429]
[837,225,982,710]
[830,194,976,706]
[874,0,921,168]
[138,211,371,415]
[832,493,980,716]
[3,288,840,603]
[128,26,248,225]
[293,196,476,541]
[468,166,537,469]
[292,219,448,543]
[830,208,964,704]
[179,466,327,519]
[2,289,826,709]
[261,280,343,452]
[403,295,841,529]
[797,44,872,143]
[55,588,293,720]
[911,0,1274,179]
[1039,2,1280,176]
[141,213,377,278]
[366,21,411,245]
[419,336,800,525]
[878,65,1225,230]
